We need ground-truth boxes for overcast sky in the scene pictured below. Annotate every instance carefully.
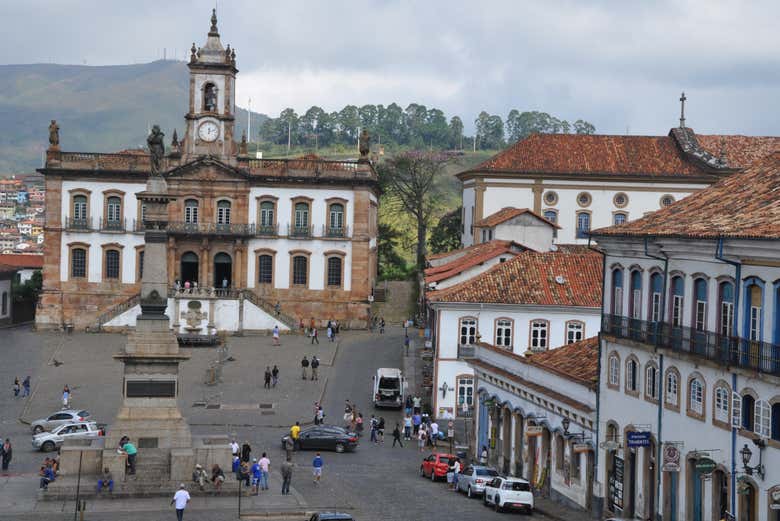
[5,0,779,135]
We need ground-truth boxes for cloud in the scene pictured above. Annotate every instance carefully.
[3,0,779,135]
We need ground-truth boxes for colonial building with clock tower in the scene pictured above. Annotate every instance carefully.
[36,10,380,333]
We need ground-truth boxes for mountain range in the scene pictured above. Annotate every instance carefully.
[0,60,267,174]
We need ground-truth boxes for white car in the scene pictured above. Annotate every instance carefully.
[483,476,534,514]
[32,421,104,452]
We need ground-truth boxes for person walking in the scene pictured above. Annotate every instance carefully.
[1,439,12,471]
[310,356,320,381]
[403,414,412,441]
[479,445,489,465]
[301,356,309,380]
[171,483,190,521]
[13,378,20,397]
[62,385,71,409]
[392,423,403,447]
[280,456,293,495]
[241,441,252,463]
[377,417,386,444]
[412,412,422,435]
[451,458,461,491]
[417,426,427,452]
[258,452,270,491]
[284,435,294,460]
[290,422,301,450]
[264,366,272,389]
[271,365,279,388]
[412,395,421,414]
[310,327,319,344]
[250,458,261,495]
[122,438,137,475]
[430,420,439,448]
[312,452,323,484]
[404,335,410,356]
[272,324,280,346]
[230,438,239,459]
[379,317,385,334]
[327,325,333,342]
[369,415,378,444]
[356,413,364,437]
[22,376,31,397]
[274,301,281,316]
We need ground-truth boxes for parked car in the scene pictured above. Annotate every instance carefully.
[457,465,499,497]
[281,425,358,453]
[30,409,91,434]
[483,476,534,513]
[419,452,455,481]
[308,513,354,521]
[32,421,104,452]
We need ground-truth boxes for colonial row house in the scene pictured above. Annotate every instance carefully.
[459,116,780,246]
[35,11,379,332]
[591,151,780,521]
[426,245,603,420]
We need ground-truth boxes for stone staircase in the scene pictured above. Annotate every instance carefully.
[242,290,299,331]
[92,293,140,332]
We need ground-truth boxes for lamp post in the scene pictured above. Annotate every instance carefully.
[740,441,766,480]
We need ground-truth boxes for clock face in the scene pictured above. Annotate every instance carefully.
[198,121,220,142]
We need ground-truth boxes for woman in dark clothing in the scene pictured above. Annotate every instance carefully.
[1,439,12,471]
[241,441,252,463]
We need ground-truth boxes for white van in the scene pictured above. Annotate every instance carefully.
[372,368,406,409]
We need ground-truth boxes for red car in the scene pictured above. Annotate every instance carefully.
[419,452,455,481]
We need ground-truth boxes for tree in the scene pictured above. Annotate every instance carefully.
[378,151,451,271]
[574,119,596,134]
[377,223,409,279]
[448,116,464,149]
[337,105,360,143]
[429,207,462,254]
[475,111,504,149]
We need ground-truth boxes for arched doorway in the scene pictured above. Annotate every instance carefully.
[711,469,728,521]
[180,252,199,284]
[214,252,232,288]
[739,478,757,521]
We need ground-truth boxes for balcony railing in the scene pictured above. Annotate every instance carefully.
[602,314,780,377]
[255,224,278,237]
[288,224,313,238]
[100,218,126,232]
[167,221,255,236]
[323,225,349,238]
[65,217,92,231]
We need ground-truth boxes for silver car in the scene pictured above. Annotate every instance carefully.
[30,409,91,434]
[32,421,103,452]
[457,464,499,498]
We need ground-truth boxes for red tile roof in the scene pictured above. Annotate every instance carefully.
[459,131,780,180]
[592,151,780,240]
[0,263,17,276]
[428,249,603,307]
[524,336,600,388]
[474,207,561,229]
[0,253,44,268]
[425,240,522,284]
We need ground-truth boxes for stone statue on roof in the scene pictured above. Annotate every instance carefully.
[48,120,60,148]
[358,128,370,162]
[147,124,165,176]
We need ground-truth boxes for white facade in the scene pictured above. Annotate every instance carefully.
[429,255,514,290]
[0,278,10,319]
[595,236,780,520]
[462,178,708,246]
[431,303,601,416]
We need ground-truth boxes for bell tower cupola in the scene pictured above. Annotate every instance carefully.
[184,9,238,159]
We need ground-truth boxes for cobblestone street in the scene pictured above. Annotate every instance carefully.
[0,325,576,520]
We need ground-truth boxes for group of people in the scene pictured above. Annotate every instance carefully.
[300,355,320,380]
[298,318,340,344]
[263,365,280,388]
[231,437,295,496]
[192,463,225,493]
[369,315,386,333]
[38,456,59,490]
[12,376,31,398]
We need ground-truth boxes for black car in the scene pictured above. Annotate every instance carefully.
[282,425,359,453]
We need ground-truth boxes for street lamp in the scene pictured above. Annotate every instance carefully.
[740,442,766,480]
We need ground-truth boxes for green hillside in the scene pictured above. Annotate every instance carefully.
[0,60,266,174]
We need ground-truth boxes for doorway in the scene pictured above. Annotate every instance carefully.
[712,469,728,521]
[180,251,199,284]
[739,480,757,521]
[214,252,232,288]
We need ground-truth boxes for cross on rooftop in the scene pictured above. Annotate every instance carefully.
[679,91,687,128]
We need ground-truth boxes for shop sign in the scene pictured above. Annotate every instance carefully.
[662,444,680,472]
[626,431,651,447]
[525,426,543,437]
[695,457,717,475]
[573,443,591,453]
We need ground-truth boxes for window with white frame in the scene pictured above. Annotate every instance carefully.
[217,200,231,225]
[566,321,584,344]
[671,276,684,327]
[755,400,771,437]
[626,358,639,392]
[719,281,735,337]
[650,272,663,322]
[689,378,704,415]
[73,194,88,220]
[184,199,199,224]
[259,201,275,227]
[694,278,707,331]
[530,320,548,351]
[613,212,627,226]
[495,319,512,348]
[612,268,624,316]
[608,355,619,387]
[748,284,762,341]
[666,370,679,406]
[630,270,642,319]
[457,376,474,409]
[714,386,730,423]
[645,364,659,400]
[459,318,477,346]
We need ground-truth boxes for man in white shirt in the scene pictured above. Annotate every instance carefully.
[230,439,239,458]
[430,421,439,448]
[171,484,190,521]
[451,459,461,491]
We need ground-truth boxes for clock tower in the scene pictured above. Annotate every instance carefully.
[184,9,237,159]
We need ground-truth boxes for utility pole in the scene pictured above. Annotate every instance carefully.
[287,121,291,156]
[247,97,252,151]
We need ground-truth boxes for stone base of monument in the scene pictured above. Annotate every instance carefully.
[40,475,240,500]
[42,435,232,500]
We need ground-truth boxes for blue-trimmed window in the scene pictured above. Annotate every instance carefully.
[612,268,624,316]
[743,279,764,342]
[576,212,590,238]
[630,270,642,319]
[693,278,708,332]
[670,276,684,327]
[649,272,663,322]
[719,281,735,337]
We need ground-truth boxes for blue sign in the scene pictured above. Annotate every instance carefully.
[626,431,651,447]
